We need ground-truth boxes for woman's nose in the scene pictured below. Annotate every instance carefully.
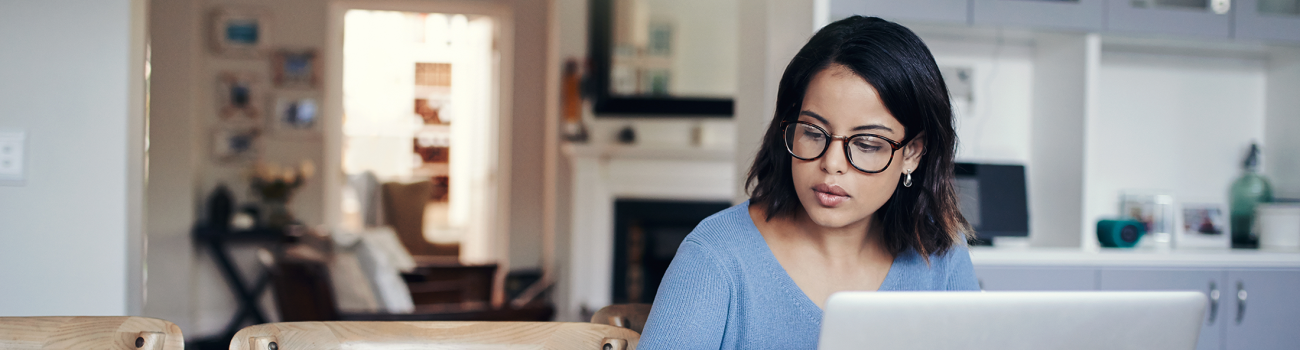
[820,139,848,175]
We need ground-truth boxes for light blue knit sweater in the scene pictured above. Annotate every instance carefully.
[638,201,980,350]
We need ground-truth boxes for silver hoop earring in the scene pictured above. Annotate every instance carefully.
[903,170,913,188]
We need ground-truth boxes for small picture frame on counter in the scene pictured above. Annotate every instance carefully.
[1178,203,1231,249]
[1120,192,1175,248]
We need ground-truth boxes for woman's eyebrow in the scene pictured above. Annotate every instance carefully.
[799,110,830,125]
[851,124,894,133]
[800,110,895,133]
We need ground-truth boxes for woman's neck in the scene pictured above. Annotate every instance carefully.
[751,203,890,264]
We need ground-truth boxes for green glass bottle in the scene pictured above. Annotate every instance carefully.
[1230,143,1273,248]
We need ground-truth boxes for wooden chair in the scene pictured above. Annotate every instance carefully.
[230,321,638,350]
[590,304,653,334]
[380,181,459,257]
[0,316,184,350]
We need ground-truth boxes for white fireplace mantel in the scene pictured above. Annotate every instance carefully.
[561,142,736,321]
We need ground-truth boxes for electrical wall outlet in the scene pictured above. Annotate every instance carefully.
[0,129,27,185]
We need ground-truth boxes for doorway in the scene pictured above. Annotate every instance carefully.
[327,2,512,270]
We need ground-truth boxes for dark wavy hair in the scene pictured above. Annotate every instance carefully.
[745,16,970,259]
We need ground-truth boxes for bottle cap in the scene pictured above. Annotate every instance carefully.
[1244,143,1260,171]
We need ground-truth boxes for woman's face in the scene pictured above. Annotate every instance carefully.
[791,64,925,230]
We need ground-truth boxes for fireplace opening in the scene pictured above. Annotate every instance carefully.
[612,199,733,304]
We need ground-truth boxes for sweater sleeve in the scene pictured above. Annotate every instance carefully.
[945,244,981,291]
[638,240,732,350]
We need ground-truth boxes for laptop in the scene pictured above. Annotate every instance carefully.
[818,291,1206,350]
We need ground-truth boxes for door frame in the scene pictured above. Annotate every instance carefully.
[325,0,515,305]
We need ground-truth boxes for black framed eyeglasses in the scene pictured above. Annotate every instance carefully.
[781,121,905,174]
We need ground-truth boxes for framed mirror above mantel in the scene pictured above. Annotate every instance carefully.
[589,0,737,117]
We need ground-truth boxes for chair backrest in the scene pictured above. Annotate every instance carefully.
[231,321,638,350]
[380,181,459,257]
[0,316,184,350]
[590,304,652,334]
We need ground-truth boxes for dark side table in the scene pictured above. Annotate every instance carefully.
[189,225,290,350]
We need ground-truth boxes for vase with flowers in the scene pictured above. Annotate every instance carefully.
[248,160,315,229]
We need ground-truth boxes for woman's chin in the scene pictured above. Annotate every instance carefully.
[801,205,868,230]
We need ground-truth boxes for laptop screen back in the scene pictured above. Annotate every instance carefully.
[818,291,1206,350]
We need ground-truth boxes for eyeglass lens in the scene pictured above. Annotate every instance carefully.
[784,122,894,172]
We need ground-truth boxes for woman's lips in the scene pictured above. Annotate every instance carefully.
[813,184,849,207]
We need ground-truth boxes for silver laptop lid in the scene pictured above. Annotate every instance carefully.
[818,291,1206,350]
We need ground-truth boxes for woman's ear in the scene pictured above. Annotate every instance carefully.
[902,132,926,172]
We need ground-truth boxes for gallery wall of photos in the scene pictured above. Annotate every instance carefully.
[209,6,321,162]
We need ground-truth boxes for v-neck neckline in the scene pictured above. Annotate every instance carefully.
[739,201,902,317]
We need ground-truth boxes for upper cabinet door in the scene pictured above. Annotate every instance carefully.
[831,0,971,25]
[1234,0,1300,44]
[1106,0,1234,39]
[1099,268,1227,350]
[972,0,1105,31]
[1224,269,1300,350]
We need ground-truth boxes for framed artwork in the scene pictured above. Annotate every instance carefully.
[270,92,321,138]
[212,127,261,162]
[1120,192,1175,247]
[273,49,319,88]
[217,72,263,121]
[1179,203,1231,249]
[211,7,271,57]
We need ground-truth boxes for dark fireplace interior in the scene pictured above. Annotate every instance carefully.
[612,199,732,304]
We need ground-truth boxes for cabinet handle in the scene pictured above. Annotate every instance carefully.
[1207,281,1220,325]
[1235,281,1247,325]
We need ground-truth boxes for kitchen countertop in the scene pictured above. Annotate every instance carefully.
[969,247,1300,268]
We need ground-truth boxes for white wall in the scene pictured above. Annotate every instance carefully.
[1086,47,1268,239]
[1029,33,1097,248]
[506,0,552,273]
[1266,47,1300,199]
[144,0,201,332]
[0,0,147,316]
[650,0,738,97]
[734,0,817,202]
[921,29,1035,165]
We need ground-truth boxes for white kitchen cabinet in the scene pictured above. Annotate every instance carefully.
[972,250,1300,350]
[973,266,1097,290]
[829,0,970,25]
[971,0,1105,31]
[1099,268,1227,350]
[1223,269,1300,350]
[1234,0,1300,44]
[832,0,1300,44]
[1105,0,1234,39]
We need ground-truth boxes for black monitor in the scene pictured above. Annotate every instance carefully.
[953,162,1029,244]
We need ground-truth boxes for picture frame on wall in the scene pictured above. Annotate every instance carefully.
[211,7,271,58]
[212,127,261,162]
[273,49,319,88]
[217,71,263,121]
[270,92,321,138]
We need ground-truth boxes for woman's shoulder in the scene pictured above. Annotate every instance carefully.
[680,201,765,255]
[888,242,980,290]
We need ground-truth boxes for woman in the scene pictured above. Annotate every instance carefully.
[638,16,979,349]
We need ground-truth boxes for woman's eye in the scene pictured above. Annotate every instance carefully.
[803,130,825,140]
[853,141,882,152]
